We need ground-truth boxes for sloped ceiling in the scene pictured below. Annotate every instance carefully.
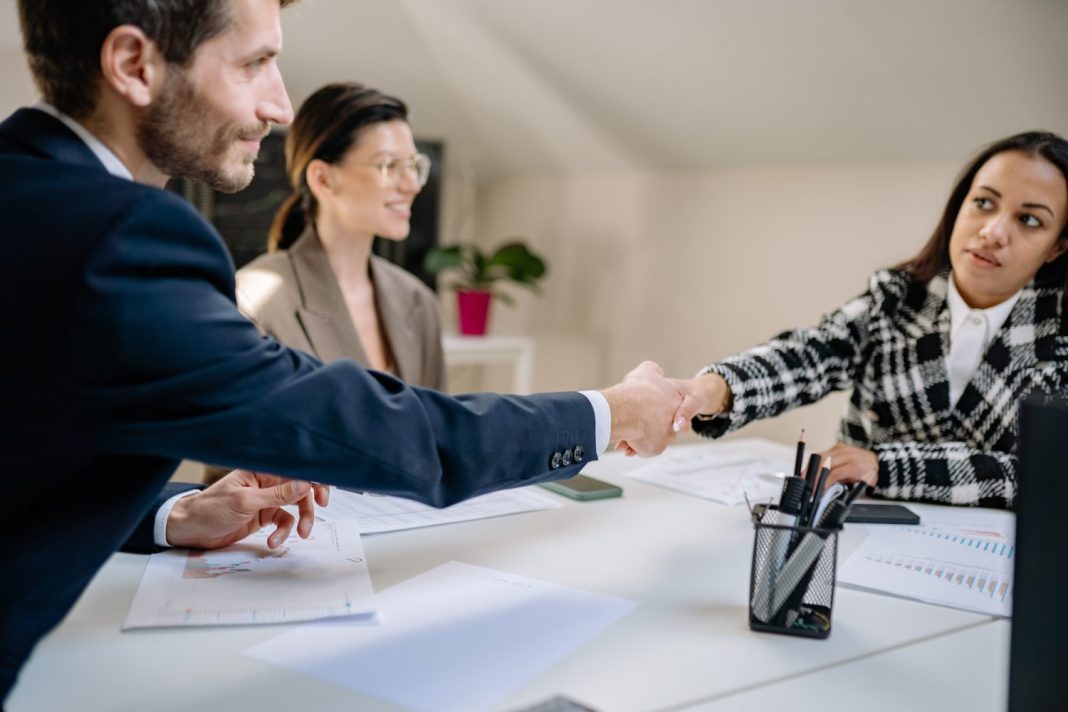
[4,0,1068,176]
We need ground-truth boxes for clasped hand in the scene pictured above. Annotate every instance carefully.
[605,361,712,456]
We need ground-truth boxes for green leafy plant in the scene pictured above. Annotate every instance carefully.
[423,241,548,305]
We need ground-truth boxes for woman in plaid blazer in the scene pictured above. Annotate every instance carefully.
[676,132,1068,509]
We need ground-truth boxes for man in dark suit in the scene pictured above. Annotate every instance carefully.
[0,0,696,701]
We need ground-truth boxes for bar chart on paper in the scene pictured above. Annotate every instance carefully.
[123,519,377,628]
[839,525,1015,617]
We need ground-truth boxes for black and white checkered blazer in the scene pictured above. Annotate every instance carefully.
[694,268,1067,509]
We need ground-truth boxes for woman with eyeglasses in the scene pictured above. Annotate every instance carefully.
[237,82,444,389]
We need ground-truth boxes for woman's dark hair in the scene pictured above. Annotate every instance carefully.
[268,83,408,252]
[897,131,1068,290]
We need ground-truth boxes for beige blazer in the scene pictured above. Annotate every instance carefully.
[235,229,446,390]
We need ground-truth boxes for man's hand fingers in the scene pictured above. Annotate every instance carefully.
[266,508,295,549]
[625,360,664,382]
[296,489,316,538]
[260,479,312,508]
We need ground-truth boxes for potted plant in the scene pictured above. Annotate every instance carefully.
[423,240,548,335]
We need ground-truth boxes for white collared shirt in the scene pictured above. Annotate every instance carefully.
[33,101,133,181]
[946,273,1020,408]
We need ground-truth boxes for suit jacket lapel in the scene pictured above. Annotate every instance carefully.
[289,230,369,366]
[916,274,952,417]
[954,279,1056,426]
[981,279,1057,370]
[369,256,421,382]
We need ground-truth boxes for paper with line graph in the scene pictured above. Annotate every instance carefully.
[123,519,376,629]
[838,507,1016,617]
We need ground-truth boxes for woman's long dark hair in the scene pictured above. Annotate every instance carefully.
[268,82,408,252]
[896,131,1068,290]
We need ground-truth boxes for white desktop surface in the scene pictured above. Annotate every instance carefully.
[8,439,1005,712]
[695,619,1010,712]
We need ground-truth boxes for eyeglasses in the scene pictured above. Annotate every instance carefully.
[351,153,431,188]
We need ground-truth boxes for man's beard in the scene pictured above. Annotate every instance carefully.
[138,68,268,193]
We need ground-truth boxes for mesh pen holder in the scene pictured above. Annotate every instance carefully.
[748,504,840,639]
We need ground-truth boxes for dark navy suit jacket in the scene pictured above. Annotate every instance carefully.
[122,482,202,554]
[0,108,596,699]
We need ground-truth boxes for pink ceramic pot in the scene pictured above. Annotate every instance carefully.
[457,289,492,335]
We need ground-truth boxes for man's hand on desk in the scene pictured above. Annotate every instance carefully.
[602,360,691,456]
[166,470,331,550]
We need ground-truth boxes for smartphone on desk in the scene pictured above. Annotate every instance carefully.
[845,503,920,525]
[539,474,622,501]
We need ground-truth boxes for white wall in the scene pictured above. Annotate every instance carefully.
[472,160,960,449]
[0,49,34,115]
[0,26,978,456]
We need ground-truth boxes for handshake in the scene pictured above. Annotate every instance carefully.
[599,361,732,457]
[166,362,734,553]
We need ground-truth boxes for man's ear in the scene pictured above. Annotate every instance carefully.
[98,25,167,108]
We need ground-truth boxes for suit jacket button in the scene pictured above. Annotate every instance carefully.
[574,445,585,462]
[562,448,573,466]
[550,451,562,469]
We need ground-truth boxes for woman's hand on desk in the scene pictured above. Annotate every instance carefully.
[819,443,879,489]
[165,470,331,550]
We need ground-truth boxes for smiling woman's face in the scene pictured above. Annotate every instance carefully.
[316,120,422,242]
[948,150,1068,309]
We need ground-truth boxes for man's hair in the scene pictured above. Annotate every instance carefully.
[17,0,298,119]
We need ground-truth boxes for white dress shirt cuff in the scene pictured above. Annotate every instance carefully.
[153,489,200,548]
[579,390,611,456]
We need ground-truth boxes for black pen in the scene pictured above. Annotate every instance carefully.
[793,429,806,480]
[798,453,821,526]
[767,483,869,623]
[806,457,832,527]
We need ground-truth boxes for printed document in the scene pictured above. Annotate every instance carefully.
[246,561,636,712]
[124,519,375,628]
[838,503,1016,617]
[317,486,562,533]
[626,445,789,506]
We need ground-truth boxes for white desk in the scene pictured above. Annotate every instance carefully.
[695,618,1009,711]
[8,439,1008,712]
[442,334,534,395]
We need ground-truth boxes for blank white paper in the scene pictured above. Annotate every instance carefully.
[317,486,562,534]
[245,561,636,712]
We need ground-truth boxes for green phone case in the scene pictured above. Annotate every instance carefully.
[539,477,623,501]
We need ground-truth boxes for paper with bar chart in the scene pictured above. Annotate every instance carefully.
[123,519,376,629]
[838,507,1016,617]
